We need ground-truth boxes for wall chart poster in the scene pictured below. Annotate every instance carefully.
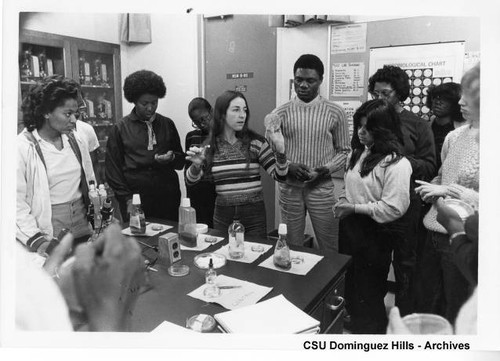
[369,42,464,120]
[330,62,365,97]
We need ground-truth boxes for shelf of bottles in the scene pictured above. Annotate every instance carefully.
[78,50,115,127]
[19,43,65,86]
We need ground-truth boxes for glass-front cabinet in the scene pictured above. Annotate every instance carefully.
[19,29,122,182]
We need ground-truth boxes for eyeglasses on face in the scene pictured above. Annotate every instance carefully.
[370,89,395,99]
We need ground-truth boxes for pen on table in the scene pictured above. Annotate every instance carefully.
[218,285,242,289]
[138,240,158,251]
[217,325,227,333]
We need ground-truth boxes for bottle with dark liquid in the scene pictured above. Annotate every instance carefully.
[178,197,197,247]
[273,223,291,270]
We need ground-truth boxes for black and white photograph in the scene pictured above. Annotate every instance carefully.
[1,0,499,360]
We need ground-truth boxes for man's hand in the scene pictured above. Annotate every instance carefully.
[306,166,330,186]
[288,162,311,182]
[71,224,146,331]
[436,198,465,235]
[43,232,74,279]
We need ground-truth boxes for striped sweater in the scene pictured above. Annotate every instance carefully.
[273,95,350,185]
[186,136,288,206]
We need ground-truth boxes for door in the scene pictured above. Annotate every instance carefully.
[204,14,278,230]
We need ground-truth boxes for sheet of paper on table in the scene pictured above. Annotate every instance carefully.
[214,294,320,334]
[188,274,273,310]
[258,249,323,276]
[151,320,194,334]
[180,233,225,251]
[214,241,273,263]
[121,223,172,237]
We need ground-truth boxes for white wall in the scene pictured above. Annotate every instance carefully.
[120,14,200,198]
[21,12,121,44]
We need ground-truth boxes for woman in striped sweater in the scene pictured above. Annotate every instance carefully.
[185,90,288,237]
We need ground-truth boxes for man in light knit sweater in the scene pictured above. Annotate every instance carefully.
[271,54,350,252]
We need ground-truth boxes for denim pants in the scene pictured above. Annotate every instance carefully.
[278,180,337,252]
[51,197,92,244]
[213,201,267,238]
[415,231,473,324]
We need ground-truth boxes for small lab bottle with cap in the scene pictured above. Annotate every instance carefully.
[130,194,146,234]
[273,223,291,270]
[203,258,221,298]
[178,197,197,247]
[228,219,245,259]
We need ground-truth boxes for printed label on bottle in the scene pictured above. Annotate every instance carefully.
[130,215,140,228]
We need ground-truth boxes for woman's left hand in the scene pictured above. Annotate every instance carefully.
[333,202,355,219]
[415,180,449,203]
[266,128,285,154]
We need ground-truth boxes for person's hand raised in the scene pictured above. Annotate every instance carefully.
[185,145,208,168]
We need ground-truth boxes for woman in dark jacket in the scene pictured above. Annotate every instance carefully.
[105,70,184,222]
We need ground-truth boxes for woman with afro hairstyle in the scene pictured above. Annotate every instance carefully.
[334,99,412,333]
[367,65,437,317]
[105,70,184,222]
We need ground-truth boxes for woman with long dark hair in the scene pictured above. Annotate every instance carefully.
[334,99,412,333]
[185,90,287,237]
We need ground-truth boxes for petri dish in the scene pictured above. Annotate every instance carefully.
[167,263,190,277]
[251,244,265,253]
[414,69,423,77]
[186,314,216,332]
[423,68,433,77]
[413,78,422,87]
[433,78,442,85]
[194,253,227,269]
[443,199,474,221]
[196,223,208,234]
[151,224,164,231]
[423,78,432,87]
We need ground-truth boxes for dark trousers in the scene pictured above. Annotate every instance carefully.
[187,181,216,228]
[117,191,180,223]
[391,194,421,316]
[415,231,473,324]
[339,214,405,334]
[118,170,181,223]
[213,201,267,238]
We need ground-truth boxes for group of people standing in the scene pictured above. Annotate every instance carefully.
[16,52,480,334]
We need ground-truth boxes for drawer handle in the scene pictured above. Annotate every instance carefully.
[326,296,345,311]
